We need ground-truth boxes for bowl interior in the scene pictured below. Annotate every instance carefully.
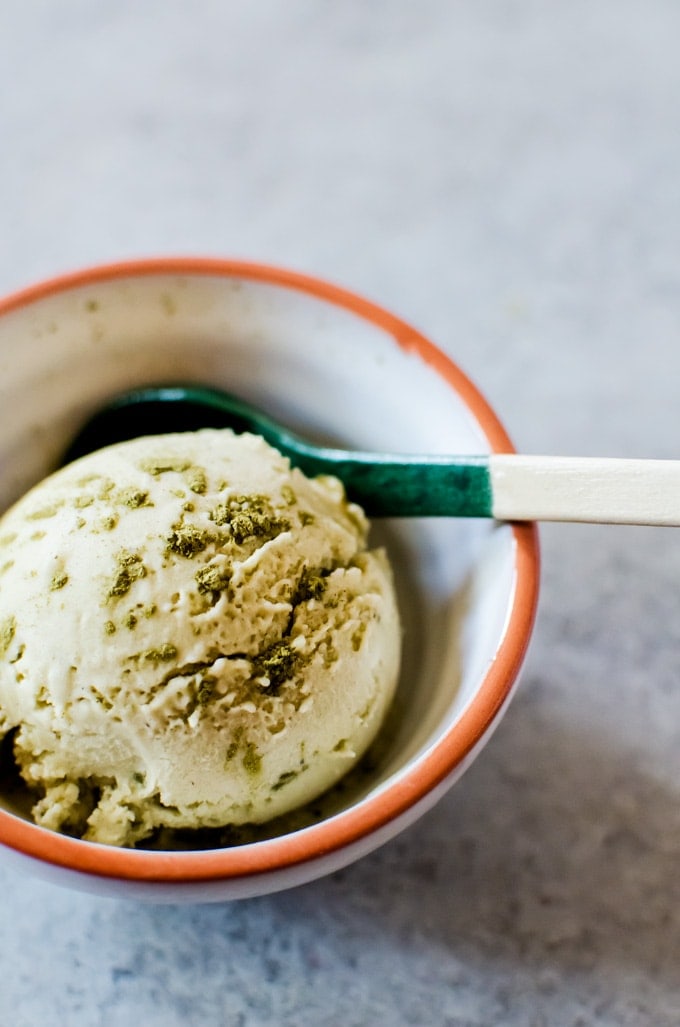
[0,266,523,852]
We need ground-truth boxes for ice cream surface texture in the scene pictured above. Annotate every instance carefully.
[0,429,400,846]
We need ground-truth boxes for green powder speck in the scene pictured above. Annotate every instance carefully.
[252,641,299,693]
[186,468,207,494]
[197,676,216,705]
[242,743,262,776]
[225,727,245,764]
[107,551,147,599]
[50,573,69,591]
[166,524,213,558]
[271,769,299,792]
[140,457,191,477]
[0,616,16,655]
[142,643,178,664]
[195,563,231,595]
[293,567,328,605]
[116,488,152,509]
[211,494,289,545]
[351,624,367,651]
[27,505,60,520]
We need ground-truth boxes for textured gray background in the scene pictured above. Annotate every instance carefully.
[1,3,680,1024]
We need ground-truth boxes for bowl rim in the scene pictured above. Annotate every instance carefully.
[0,256,540,883]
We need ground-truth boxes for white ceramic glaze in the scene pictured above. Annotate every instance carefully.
[0,259,539,902]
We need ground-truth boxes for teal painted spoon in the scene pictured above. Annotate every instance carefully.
[62,384,680,525]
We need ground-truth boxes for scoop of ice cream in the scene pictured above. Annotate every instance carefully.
[0,428,400,846]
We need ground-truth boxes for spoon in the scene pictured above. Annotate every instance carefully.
[62,384,680,525]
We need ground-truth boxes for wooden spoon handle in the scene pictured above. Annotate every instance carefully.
[490,455,680,525]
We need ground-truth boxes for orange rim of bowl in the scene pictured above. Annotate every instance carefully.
[0,257,540,883]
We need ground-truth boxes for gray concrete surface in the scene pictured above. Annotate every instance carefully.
[1,3,679,1024]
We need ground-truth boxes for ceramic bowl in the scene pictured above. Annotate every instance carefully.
[0,258,539,901]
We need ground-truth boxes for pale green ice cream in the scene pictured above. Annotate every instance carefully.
[0,429,400,846]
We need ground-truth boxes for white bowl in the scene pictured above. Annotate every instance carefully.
[0,258,539,901]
